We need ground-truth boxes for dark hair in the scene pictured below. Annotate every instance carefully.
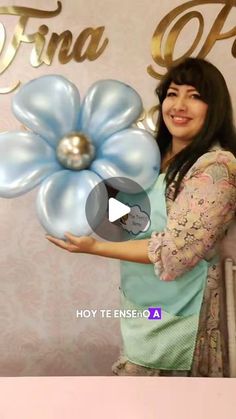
[155,57,236,199]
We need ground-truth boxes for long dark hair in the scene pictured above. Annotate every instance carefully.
[155,57,236,199]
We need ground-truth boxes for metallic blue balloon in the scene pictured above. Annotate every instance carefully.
[91,128,160,192]
[36,170,107,238]
[0,76,160,238]
[0,131,61,197]
[12,75,80,149]
[78,80,143,148]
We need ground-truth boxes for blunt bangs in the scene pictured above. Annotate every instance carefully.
[156,58,212,104]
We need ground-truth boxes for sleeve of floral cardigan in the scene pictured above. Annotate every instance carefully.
[148,151,236,281]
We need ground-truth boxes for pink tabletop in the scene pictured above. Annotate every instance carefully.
[0,377,235,418]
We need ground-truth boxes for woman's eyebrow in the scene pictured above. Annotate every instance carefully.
[186,87,199,92]
[168,86,178,91]
[168,85,199,92]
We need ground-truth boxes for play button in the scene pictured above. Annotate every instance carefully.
[108,198,130,222]
[85,176,151,242]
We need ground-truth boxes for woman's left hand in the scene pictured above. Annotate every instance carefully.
[46,232,97,254]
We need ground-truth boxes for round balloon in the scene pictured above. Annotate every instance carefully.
[0,75,160,238]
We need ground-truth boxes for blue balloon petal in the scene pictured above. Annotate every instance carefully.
[90,128,160,192]
[0,131,61,197]
[37,170,106,238]
[12,75,80,149]
[78,80,143,148]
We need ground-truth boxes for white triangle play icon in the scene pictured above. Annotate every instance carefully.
[108,198,131,223]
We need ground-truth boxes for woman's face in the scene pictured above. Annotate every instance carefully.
[162,83,208,143]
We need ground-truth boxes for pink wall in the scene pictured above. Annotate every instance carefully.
[0,0,235,375]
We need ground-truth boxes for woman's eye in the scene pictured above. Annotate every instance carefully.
[166,92,176,97]
[190,93,201,99]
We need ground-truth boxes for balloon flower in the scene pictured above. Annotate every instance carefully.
[0,76,160,238]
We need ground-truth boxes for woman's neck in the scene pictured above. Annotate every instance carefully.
[161,138,190,173]
[169,137,192,156]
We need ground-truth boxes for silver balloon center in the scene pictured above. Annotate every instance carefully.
[56,132,95,170]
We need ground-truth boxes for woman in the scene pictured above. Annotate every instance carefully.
[47,58,236,377]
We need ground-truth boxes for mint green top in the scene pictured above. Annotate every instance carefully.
[117,174,209,370]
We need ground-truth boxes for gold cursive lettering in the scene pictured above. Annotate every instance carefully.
[73,27,108,62]
[30,25,50,67]
[0,2,109,94]
[232,38,236,57]
[0,2,61,93]
[31,26,108,66]
[148,0,236,79]
[43,30,73,65]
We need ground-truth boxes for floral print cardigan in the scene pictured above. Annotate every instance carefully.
[148,147,236,281]
[147,147,236,376]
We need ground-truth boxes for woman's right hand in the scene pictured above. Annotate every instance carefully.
[46,232,97,254]
[46,232,151,264]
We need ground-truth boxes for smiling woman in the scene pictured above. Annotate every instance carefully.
[162,83,208,145]
[47,57,236,377]
[160,83,209,172]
